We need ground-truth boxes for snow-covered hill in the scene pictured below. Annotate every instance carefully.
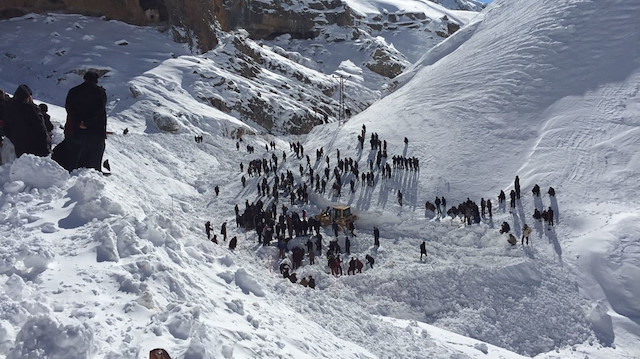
[1,0,640,358]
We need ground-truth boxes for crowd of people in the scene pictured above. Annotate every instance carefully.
[0,71,108,172]
[203,120,562,289]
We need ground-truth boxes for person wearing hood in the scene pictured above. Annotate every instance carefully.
[62,71,107,171]
[3,84,50,158]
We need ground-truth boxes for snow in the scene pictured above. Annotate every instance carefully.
[0,0,639,358]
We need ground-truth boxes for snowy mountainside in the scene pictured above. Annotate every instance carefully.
[2,1,639,359]
[0,5,478,135]
[304,0,640,356]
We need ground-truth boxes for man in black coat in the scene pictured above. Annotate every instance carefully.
[3,85,50,158]
[63,71,107,171]
[420,241,427,260]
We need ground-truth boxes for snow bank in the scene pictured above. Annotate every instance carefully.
[235,268,266,297]
[9,155,69,189]
[8,316,93,359]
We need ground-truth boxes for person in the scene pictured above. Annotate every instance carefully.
[229,236,237,250]
[509,190,516,209]
[347,221,356,236]
[397,190,403,206]
[533,208,542,221]
[356,258,364,273]
[500,221,510,234]
[435,197,441,215]
[62,71,107,172]
[2,84,50,158]
[221,221,228,241]
[38,103,54,138]
[498,190,506,203]
[149,348,172,359]
[300,277,309,287]
[332,220,339,237]
[308,275,316,289]
[548,186,556,196]
[532,184,540,196]
[547,206,554,226]
[289,273,298,283]
[345,236,351,255]
[315,234,322,254]
[214,186,220,196]
[507,233,517,246]
[441,197,446,211]
[365,254,374,269]
[514,175,521,199]
[373,226,380,247]
[205,221,212,239]
[211,234,218,244]
[522,224,532,245]
[420,241,427,260]
[348,257,356,275]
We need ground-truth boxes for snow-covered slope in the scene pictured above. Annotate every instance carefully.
[1,0,640,358]
[305,0,640,355]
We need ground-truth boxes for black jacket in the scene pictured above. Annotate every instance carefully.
[3,100,50,157]
[65,81,107,138]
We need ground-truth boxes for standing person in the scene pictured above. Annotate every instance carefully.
[229,236,237,250]
[441,197,446,212]
[345,236,351,255]
[315,234,322,254]
[515,175,521,199]
[62,71,107,172]
[397,191,403,207]
[373,226,380,247]
[522,224,532,245]
[435,197,441,215]
[347,221,356,236]
[509,190,516,209]
[420,241,427,261]
[547,207,554,226]
[3,85,50,158]
[487,199,493,218]
[205,221,212,240]
[221,221,228,241]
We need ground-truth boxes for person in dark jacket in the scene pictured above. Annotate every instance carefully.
[420,241,427,260]
[229,236,238,250]
[308,275,316,289]
[500,221,511,234]
[365,254,374,269]
[3,85,50,158]
[373,226,380,247]
[62,71,107,171]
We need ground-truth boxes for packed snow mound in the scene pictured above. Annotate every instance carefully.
[9,155,69,189]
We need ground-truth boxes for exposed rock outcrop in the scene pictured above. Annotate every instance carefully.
[0,0,217,52]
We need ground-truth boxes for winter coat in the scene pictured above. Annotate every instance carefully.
[3,100,50,157]
[64,81,107,138]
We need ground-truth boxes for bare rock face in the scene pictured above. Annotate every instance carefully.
[213,0,352,40]
[0,0,217,52]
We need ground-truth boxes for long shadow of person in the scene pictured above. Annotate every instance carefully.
[545,226,563,265]
[533,218,544,239]
[533,195,544,211]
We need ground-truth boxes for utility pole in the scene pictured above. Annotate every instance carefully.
[333,74,350,125]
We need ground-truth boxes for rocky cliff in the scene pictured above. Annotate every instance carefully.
[0,0,218,52]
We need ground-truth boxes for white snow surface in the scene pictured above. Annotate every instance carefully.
[1,0,640,358]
